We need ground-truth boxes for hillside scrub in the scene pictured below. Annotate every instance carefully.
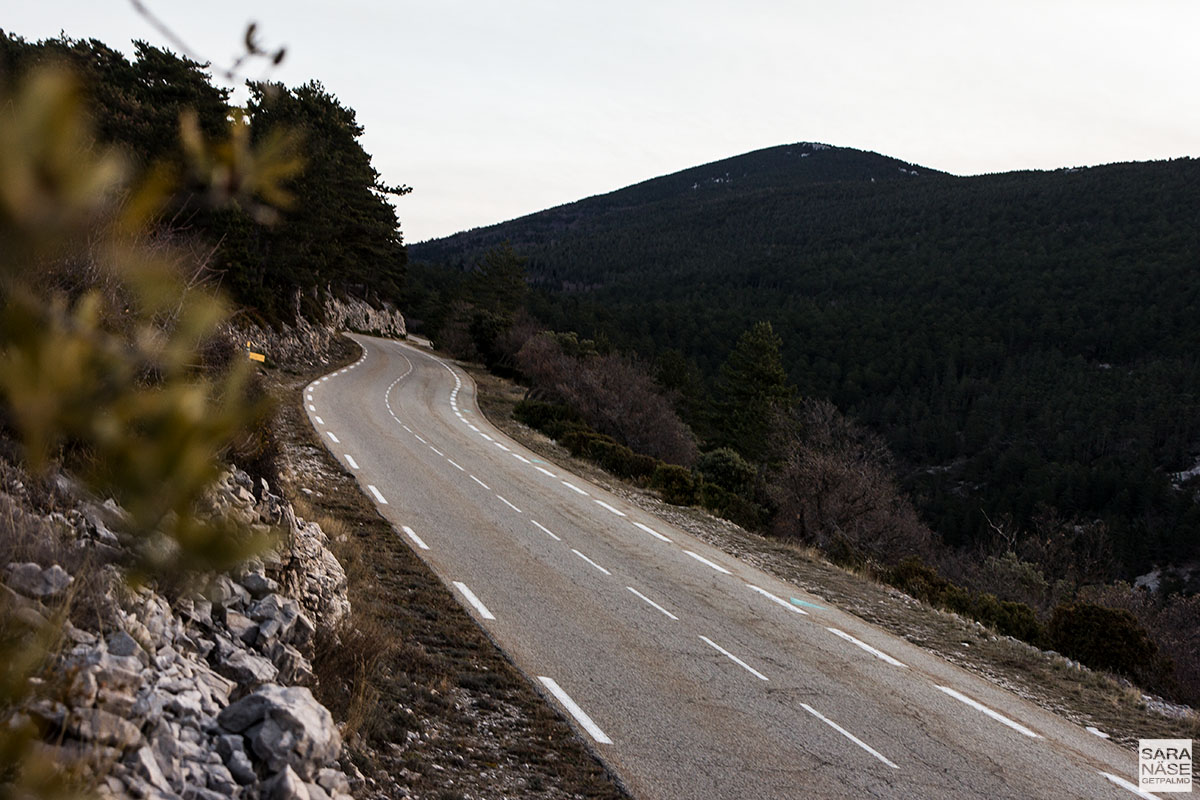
[411,144,1200,582]
[515,332,698,466]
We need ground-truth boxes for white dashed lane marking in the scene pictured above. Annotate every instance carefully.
[531,520,562,541]
[684,550,732,575]
[627,586,679,620]
[538,677,612,745]
[562,481,589,496]
[594,499,626,517]
[402,525,430,551]
[826,628,906,668]
[344,454,359,470]
[633,521,671,542]
[699,636,768,681]
[747,585,808,616]
[367,485,387,504]
[799,704,899,769]
[453,581,496,620]
[572,549,612,576]
[326,431,340,444]
[934,686,1039,738]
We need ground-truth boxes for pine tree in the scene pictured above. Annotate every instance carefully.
[711,321,796,462]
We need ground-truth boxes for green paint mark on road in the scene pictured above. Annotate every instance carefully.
[791,598,826,610]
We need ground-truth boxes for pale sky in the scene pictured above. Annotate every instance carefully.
[5,1,1198,243]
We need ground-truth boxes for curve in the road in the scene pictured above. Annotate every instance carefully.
[302,335,1160,800]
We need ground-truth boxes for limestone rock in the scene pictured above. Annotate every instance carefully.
[6,562,72,599]
[218,686,340,780]
[66,707,143,749]
[216,649,278,685]
[266,765,310,800]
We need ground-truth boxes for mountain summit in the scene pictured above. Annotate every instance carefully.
[412,142,941,260]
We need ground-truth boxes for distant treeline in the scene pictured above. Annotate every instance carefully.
[0,31,409,323]
[410,145,1200,581]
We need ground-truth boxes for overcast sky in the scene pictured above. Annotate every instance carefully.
[6,1,1198,242]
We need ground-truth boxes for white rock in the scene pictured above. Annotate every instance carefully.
[6,562,73,599]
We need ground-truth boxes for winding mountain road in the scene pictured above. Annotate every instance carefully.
[304,334,1155,800]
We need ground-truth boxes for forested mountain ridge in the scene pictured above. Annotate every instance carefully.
[409,147,1200,577]
[413,142,942,264]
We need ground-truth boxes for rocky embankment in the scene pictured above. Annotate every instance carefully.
[238,294,406,370]
[3,467,357,800]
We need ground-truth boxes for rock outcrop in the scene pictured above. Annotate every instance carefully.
[236,293,405,370]
[2,467,355,800]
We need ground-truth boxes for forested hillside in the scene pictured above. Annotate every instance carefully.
[410,143,1200,578]
[0,31,409,323]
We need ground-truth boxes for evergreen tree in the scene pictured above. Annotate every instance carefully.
[225,80,410,319]
[711,321,796,462]
[468,243,527,315]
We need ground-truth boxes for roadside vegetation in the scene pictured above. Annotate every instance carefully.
[407,244,1200,717]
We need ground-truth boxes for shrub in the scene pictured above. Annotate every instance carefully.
[651,464,697,506]
[697,447,756,495]
[973,593,1046,646]
[884,557,973,616]
[514,399,585,439]
[699,482,765,529]
[1049,602,1159,680]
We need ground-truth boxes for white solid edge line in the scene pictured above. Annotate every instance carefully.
[452,581,496,620]
[572,549,612,576]
[594,499,627,517]
[699,635,768,681]
[799,703,899,769]
[496,494,522,513]
[633,521,672,542]
[1100,771,1162,800]
[344,454,359,470]
[684,550,732,574]
[826,627,906,668]
[367,485,387,504]
[627,586,679,620]
[471,475,491,490]
[748,584,808,615]
[326,431,340,443]
[401,525,430,551]
[447,459,465,471]
[538,677,612,745]
[535,466,556,478]
[314,416,325,425]
[935,685,1040,738]
[561,481,589,496]
[531,520,562,541]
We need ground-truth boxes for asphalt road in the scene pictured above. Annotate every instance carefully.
[305,334,1159,800]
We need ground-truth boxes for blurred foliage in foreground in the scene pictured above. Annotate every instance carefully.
[0,57,302,797]
[0,30,410,325]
